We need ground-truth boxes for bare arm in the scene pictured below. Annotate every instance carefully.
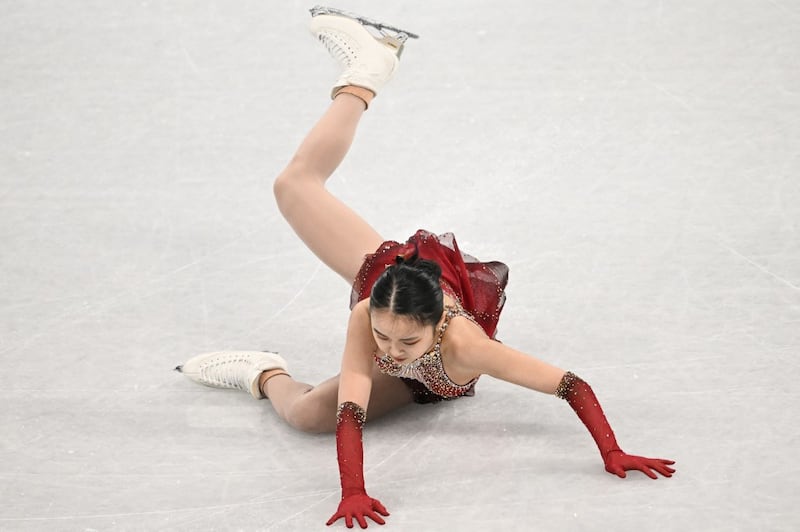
[338,298,378,409]
[447,319,566,394]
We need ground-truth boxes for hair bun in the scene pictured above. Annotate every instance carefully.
[414,258,442,280]
[395,244,421,266]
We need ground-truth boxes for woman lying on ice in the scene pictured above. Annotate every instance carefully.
[176,6,675,529]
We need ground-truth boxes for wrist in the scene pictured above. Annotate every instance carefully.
[603,448,624,460]
[342,487,368,499]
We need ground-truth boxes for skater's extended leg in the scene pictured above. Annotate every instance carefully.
[261,365,413,433]
[176,350,413,433]
[273,94,383,285]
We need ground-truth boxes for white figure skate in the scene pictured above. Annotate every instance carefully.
[309,5,419,98]
[175,350,288,399]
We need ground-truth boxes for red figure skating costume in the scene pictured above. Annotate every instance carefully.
[350,230,509,403]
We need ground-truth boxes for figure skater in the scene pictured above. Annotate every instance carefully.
[176,6,676,529]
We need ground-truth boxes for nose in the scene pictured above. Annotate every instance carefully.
[387,347,405,361]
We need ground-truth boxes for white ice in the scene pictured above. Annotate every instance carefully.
[1,1,798,531]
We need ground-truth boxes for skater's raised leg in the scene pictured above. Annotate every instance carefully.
[273,11,413,284]
[273,95,382,285]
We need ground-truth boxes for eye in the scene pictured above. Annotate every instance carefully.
[402,340,420,346]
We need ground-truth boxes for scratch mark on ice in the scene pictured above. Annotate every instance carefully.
[269,263,321,320]
[180,42,200,74]
[715,239,800,293]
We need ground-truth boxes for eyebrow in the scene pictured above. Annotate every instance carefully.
[372,328,420,342]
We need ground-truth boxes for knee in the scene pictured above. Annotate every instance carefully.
[272,159,319,209]
[272,168,297,210]
[285,402,335,434]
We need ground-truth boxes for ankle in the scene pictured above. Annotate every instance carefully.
[333,86,374,110]
[258,369,291,399]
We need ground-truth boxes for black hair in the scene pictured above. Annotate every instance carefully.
[369,248,444,328]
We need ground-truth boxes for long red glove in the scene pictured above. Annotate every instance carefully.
[326,401,390,529]
[556,372,676,479]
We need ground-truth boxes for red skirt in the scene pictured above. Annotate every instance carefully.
[350,229,509,340]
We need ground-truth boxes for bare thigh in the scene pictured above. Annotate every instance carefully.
[287,365,414,433]
[273,96,384,284]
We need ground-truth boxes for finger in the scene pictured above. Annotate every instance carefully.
[327,512,343,526]
[366,511,386,525]
[653,463,675,477]
[658,459,676,465]
[607,465,627,478]
[345,513,354,529]
[372,500,390,517]
[639,466,658,480]
[356,513,368,529]
[642,458,675,477]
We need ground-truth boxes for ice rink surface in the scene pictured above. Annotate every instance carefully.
[1,1,798,530]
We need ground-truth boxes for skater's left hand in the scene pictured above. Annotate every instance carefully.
[604,450,675,479]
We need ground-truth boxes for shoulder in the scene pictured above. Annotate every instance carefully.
[352,297,371,316]
[443,314,494,376]
[347,299,373,331]
[447,313,488,344]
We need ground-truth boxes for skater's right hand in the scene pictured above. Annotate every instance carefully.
[326,493,389,529]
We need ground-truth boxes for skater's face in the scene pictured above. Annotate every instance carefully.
[370,309,438,364]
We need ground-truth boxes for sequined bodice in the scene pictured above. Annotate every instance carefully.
[374,305,479,398]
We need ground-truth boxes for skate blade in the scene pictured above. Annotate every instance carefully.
[309,5,420,42]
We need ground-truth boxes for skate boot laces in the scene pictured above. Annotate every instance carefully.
[197,353,255,391]
[176,350,288,399]
[317,28,357,68]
